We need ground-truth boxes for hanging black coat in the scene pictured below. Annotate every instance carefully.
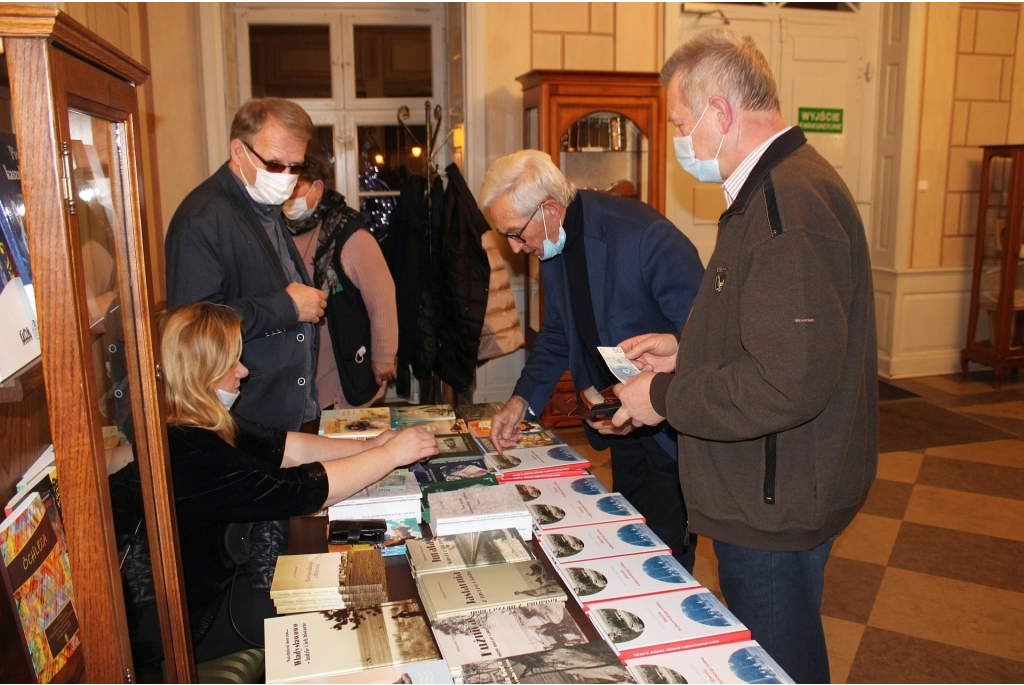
[434,164,490,392]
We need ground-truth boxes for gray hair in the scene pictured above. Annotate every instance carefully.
[478,150,577,218]
[660,27,779,114]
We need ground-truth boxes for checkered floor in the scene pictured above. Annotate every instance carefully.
[559,370,1024,683]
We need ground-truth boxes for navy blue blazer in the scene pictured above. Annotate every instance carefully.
[513,190,704,454]
[165,163,316,431]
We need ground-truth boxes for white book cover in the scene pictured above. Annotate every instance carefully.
[319,407,391,438]
[0,277,40,382]
[406,528,533,576]
[512,475,643,531]
[432,516,534,542]
[264,601,439,683]
[428,483,529,524]
[337,469,421,505]
[626,640,794,684]
[588,590,750,661]
[554,551,700,608]
[16,445,54,492]
[484,445,590,478]
[285,659,454,684]
[540,521,670,563]
[270,553,341,598]
[430,604,587,678]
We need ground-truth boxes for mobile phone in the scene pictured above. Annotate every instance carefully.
[328,519,387,545]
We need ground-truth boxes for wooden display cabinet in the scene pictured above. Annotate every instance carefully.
[0,6,194,682]
[961,145,1024,388]
[516,70,666,427]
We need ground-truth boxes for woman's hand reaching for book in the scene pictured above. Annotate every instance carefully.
[384,426,439,467]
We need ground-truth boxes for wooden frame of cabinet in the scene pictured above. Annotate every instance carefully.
[516,70,666,427]
[0,6,194,683]
[961,144,1024,388]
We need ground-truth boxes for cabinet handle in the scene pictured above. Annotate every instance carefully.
[154,362,162,381]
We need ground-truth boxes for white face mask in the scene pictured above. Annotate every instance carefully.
[673,103,725,184]
[216,388,240,411]
[241,145,299,205]
[283,185,318,221]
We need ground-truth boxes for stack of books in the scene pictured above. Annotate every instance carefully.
[263,599,441,684]
[319,407,392,439]
[483,444,590,482]
[625,640,794,684]
[419,474,499,524]
[270,553,346,614]
[514,475,644,533]
[328,469,422,522]
[539,521,671,565]
[415,559,566,623]
[406,528,534,578]
[338,547,388,608]
[428,483,533,539]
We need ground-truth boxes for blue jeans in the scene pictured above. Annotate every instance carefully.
[713,535,836,684]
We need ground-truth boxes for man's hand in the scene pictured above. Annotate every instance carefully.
[618,333,679,374]
[372,361,397,386]
[587,418,635,436]
[612,372,665,428]
[287,282,327,323]
[490,396,529,455]
[384,426,439,467]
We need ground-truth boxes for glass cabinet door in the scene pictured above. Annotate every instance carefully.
[559,112,650,205]
[973,154,1012,346]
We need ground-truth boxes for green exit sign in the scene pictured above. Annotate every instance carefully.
[798,107,843,134]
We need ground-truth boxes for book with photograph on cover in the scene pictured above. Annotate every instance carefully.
[466,419,546,439]
[406,528,534,577]
[460,640,636,684]
[391,404,456,424]
[412,458,491,484]
[540,521,670,564]
[514,476,643,531]
[415,560,566,622]
[428,483,532,539]
[420,475,499,523]
[484,445,590,482]
[475,431,561,454]
[457,402,503,421]
[264,600,439,683]
[393,417,469,435]
[554,551,699,608]
[0,493,80,684]
[320,407,391,439]
[588,590,749,661]
[626,640,794,684]
[433,433,483,460]
[430,603,587,681]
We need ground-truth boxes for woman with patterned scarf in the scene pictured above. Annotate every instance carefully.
[283,149,398,409]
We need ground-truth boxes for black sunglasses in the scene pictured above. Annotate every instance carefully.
[243,141,307,175]
[498,204,542,243]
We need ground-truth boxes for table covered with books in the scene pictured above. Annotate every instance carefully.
[268,403,794,684]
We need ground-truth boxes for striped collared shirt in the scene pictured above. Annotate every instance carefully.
[722,126,792,208]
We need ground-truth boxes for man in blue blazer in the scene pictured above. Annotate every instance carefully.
[479,150,705,569]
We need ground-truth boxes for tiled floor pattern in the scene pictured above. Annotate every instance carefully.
[558,370,1024,683]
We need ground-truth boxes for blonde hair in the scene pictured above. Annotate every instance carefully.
[161,302,242,445]
[478,150,576,218]
[230,97,316,147]
[660,27,779,114]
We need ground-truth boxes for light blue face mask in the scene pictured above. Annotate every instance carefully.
[674,103,725,183]
[539,204,566,261]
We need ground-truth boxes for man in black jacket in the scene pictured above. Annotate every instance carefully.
[615,29,877,683]
[165,98,327,431]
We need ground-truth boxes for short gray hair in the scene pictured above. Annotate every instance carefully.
[660,27,779,114]
[478,150,577,218]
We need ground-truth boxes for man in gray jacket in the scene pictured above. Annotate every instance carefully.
[614,28,877,684]
[165,98,327,431]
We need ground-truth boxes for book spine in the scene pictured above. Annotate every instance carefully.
[495,469,587,483]
[614,629,752,662]
[439,596,565,620]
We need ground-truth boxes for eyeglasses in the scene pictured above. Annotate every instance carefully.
[498,204,542,244]
[243,141,307,175]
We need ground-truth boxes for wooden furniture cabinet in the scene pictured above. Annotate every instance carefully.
[516,70,666,427]
[0,7,194,682]
[961,145,1024,388]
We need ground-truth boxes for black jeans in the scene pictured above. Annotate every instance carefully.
[609,433,696,572]
[714,535,837,684]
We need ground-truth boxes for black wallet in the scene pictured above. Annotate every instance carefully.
[327,519,387,545]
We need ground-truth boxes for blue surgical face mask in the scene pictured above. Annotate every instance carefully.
[674,103,725,183]
[539,204,566,261]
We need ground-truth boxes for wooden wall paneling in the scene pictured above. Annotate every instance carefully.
[7,35,134,683]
